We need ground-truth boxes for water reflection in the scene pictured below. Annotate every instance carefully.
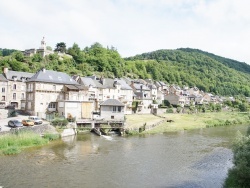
[0,124,248,188]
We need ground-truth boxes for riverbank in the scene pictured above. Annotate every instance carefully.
[0,129,60,155]
[125,112,250,134]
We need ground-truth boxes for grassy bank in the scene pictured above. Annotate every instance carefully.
[0,131,60,155]
[125,112,250,134]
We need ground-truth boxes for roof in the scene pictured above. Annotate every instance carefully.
[116,79,132,90]
[28,68,78,85]
[102,78,116,88]
[132,83,150,91]
[100,99,124,106]
[65,85,87,90]
[0,74,8,82]
[80,77,104,88]
[4,70,34,81]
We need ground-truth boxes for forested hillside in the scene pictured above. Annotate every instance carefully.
[178,48,250,74]
[0,43,250,97]
[125,49,250,96]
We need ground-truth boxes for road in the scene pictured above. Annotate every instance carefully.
[0,115,33,132]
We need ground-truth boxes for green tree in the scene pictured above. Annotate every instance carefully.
[224,131,250,187]
[239,103,248,112]
[12,51,24,62]
[55,42,67,53]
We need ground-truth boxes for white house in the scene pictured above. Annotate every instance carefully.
[99,99,125,121]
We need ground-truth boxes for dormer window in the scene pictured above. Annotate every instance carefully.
[12,76,17,81]
[21,77,26,82]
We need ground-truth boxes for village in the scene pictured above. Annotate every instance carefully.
[0,38,238,128]
[0,66,228,122]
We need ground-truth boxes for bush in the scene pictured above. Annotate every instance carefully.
[51,119,68,127]
[166,108,174,113]
[2,146,21,155]
[224,131,250,187]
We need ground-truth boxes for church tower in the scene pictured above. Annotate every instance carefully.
[40,37,46,50]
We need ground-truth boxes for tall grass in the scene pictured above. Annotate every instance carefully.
[0,131,58,155]
[125,112,250,135]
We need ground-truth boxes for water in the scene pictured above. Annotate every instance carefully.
[0,124,248,188]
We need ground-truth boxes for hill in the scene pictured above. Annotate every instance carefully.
[0,44,250,97]
[178,48,250,74]
[124,48,250,96]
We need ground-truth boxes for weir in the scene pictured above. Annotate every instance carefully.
[76,119,125,136]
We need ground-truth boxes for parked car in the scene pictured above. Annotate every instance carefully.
[28,116,43,125]
[8,120,23,128]
[22,119,34,126]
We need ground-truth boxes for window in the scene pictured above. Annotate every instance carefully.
[28,102,31,110]
[48,102,56,108]
[2,87,5,93]
[21,93,25,99]
[113,106,116,112]
[13,84,17,90]
[111,115,114,119]
[118,106,122,112]
[53,85,56,90]
[1,96,5,101]
[13,93,16,100]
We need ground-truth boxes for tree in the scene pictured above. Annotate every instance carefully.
[12,51,24,62]
[54,42,67,53]
[224,131,250,187]
[239,103,248,112]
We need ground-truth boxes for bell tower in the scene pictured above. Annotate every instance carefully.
[40,36,46,50]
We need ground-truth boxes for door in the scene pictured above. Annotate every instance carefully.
[81,102,93,119]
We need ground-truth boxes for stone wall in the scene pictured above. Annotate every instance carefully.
[0,124,57,136]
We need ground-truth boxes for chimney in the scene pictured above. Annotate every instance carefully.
[42,67,46,73]
[3,67,8,74]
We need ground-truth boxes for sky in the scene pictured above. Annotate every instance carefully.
[1,0,250,64]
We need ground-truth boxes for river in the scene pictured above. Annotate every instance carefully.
[0,124,248,188]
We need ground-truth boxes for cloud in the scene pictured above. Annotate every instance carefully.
[0,0,250,64]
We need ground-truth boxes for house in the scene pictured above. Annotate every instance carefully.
[164,93,186,107]
[116,78,133,114]
[203,93,216,104]
[75,76,133,114]
[99,99,125,121]
[155,81,169,94]
[25,68,93,120]
[0,74,8,108]
[75,76,104,111]
[130,81,153,113]
[2,67,34,109]
[189,87,200,96]
[169,85,183,95]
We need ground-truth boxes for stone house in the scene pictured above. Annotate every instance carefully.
[99,99,125,121]
[169,85,183,95]
[203,93,216,104]
[188,87,200,96]
[164,93,186,107]
[2,67,34,109]
[0,74,8,108]
[130,81,153,113]
[25,68,93,120]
